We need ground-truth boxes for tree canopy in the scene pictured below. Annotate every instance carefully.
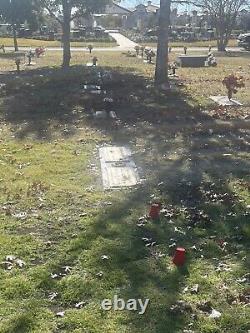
[40,0,111,67]
[193,0,250,50]
[0,0,41,50]
[41,0,111,25]
[0,0,40,28]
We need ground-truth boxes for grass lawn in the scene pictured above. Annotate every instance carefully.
[0,51,249,333]
[141,39,238,48]
[0,37,117,48]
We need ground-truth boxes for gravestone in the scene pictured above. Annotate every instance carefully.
[99,146,140,189]
[25,62,36,66]
[210,96,243,106]
[94,111,117,119]
[82,84,105,95]
[83,84,101,90]
[177,55,208,67]
[95,111,108,119]
[143,60,154,64]
[109,111,117,119]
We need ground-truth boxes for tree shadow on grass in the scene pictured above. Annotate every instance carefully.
[68,65,249,332]
[0,65,151,140]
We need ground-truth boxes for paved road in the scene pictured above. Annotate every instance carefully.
[108,32,138,49]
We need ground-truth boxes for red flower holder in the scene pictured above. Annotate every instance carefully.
[173,248,186,266]
[149,203,161,220]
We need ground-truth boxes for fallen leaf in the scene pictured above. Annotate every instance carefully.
[101,255,110,260]
[51,273,59,279]
[48,292,58,301]
[75,301,87,309]
[63,266,72,274]
[15,259,25,268]
[5,255,16,262]
[1,261,13,270]
[209,309,222,319]
[96,271,104,278]
[191,284,199,294]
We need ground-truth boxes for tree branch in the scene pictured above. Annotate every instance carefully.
[42,2,63,25]
[171,0,205,7]
[70,11,86,22]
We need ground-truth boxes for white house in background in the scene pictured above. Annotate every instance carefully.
[146,1,160,14]
[74,1,215,32]
[75,1,160,30]
[74,1,131,28]
[94,2,132,28]
[126,1,160,30]
[104,2,132,15]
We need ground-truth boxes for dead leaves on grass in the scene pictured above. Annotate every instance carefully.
[50,266,72,280]
[1,255,26,270]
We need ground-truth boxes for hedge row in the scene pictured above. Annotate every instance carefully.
[0,34,115,43]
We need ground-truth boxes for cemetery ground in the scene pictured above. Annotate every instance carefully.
[0,38,117,49]
[0,51,249,333]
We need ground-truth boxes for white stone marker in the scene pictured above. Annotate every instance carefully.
[99,146,140,189]
[210,96,243,106]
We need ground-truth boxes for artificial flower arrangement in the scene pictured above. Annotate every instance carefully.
[222,74,245,100]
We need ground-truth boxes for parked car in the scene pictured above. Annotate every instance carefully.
[237,33,250,50]
[18,28,32,38]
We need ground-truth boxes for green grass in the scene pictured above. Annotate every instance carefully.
[0,51,249,332]
[0,37,117,48]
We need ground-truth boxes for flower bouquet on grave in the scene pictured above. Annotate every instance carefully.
[92,56,98,66]
[134,45,140,56]
[222,74,245,100]
[15,58,21,73]
[35,47,45,58]
[145,49,155,63]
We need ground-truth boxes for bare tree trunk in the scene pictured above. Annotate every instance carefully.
[217,31,231,51]
[13,25,18,52]
[217,31,227,51]
[217,38,226,51]
[155,0,171,88]
[62,1,71,68]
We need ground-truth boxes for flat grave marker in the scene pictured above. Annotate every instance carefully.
[109,111,117,119]
[82,85,105,95]
[210,96,243,106]
[99,146,140,189]
[95,111,108,119]
[25,62,36,66]
[93,111,117,120]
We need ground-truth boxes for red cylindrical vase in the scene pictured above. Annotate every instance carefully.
[149,203,161,219]
[173,248,186,266]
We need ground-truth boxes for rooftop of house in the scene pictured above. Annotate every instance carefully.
[105,2,132,14]
[130,1,159,13]
[146,1,160,13]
